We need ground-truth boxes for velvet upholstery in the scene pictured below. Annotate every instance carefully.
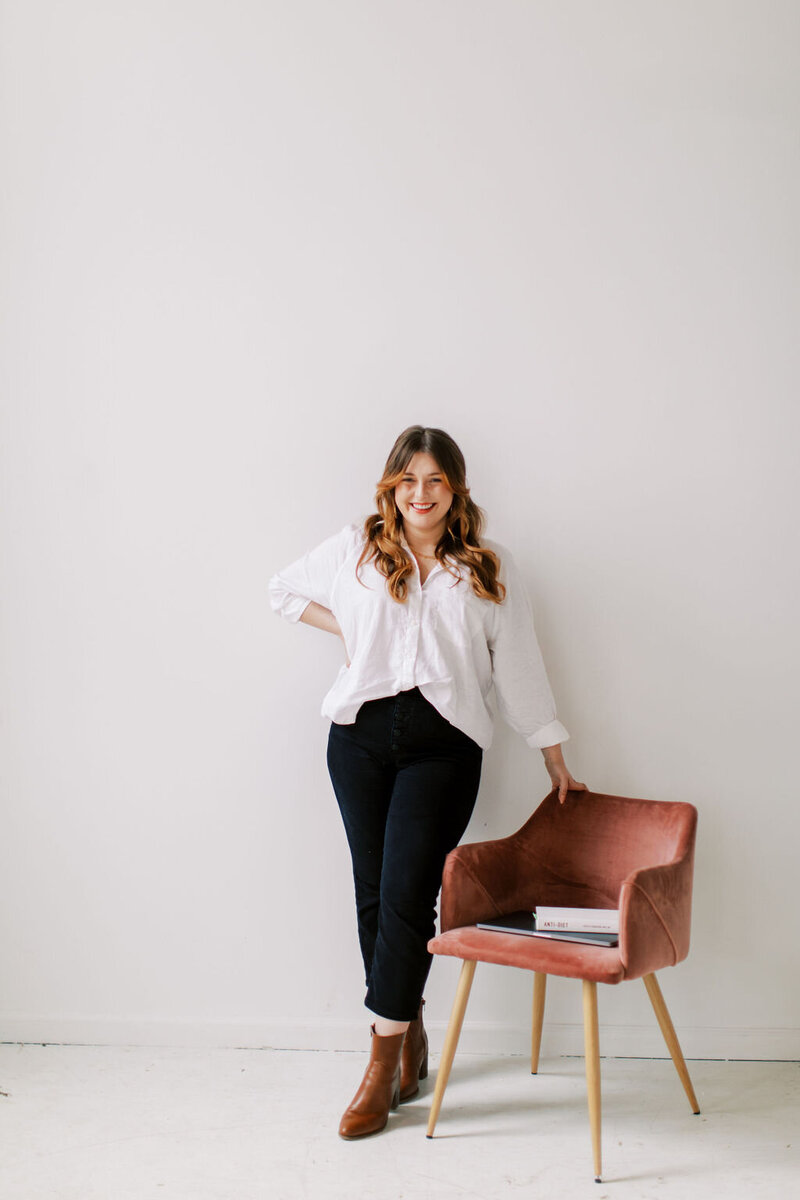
[429,788,697,982]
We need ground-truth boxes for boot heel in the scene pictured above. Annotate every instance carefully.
[399,1000,429,1102]
[391,1086,400,1110]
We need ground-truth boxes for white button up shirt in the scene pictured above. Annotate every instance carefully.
[269,524,569,751]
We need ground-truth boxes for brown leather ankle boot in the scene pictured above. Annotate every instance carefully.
[338,1026,406,1139]
[399,1000,428,1102]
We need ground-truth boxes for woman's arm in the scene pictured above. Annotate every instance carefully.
[299,601,349,664]
[299,601,343,638]
[269,525,358,624]
[486,545,586,802]
[487,547,569,749]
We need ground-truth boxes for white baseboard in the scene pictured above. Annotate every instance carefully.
[2,1015,798,1061]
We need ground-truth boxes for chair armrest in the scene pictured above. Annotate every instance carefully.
[439,837,552,933]
[619,854,695,979]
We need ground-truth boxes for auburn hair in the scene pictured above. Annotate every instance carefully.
[357,426,506,604]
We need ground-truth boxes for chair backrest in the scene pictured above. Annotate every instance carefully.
[512,790,697,909]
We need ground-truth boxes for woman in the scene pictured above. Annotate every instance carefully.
[269,426,585,1139]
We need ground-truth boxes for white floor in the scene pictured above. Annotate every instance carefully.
[0,1045,797,1200]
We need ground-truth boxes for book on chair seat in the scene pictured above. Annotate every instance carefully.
[476,910,619,947]
[534,905,619,934]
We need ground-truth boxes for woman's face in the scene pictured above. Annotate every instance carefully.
[394,451,454,540]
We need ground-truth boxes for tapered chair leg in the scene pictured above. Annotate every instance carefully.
[531,972,547,1073]
[643,973,700,1114]
[426,959,476,1137]
[582,980,602,1183]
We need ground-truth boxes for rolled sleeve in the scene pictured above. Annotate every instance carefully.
[269,525,359,623]
[524,719,570,750]
[268,580,312,623]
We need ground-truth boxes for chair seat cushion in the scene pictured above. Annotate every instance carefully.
[428,925,626,984]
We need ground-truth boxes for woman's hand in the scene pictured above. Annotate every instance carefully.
[541,743,587,805]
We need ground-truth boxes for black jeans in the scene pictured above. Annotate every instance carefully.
[327,687,483,1022]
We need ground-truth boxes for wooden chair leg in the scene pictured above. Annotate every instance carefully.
[531,972,547,1073]
[582,980,602,1183]
[643,972,700,1114]
[426,959,476,1137]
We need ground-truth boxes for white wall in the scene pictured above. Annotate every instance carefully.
[2,1,798,1059]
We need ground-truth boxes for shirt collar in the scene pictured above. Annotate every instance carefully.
[400,534,463,583]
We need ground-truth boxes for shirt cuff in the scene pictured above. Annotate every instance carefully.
[275,594,312,623]
[525,720,570,750]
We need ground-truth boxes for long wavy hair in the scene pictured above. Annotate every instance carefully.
[357,426,506,604]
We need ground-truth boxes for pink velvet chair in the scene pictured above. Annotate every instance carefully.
[426,789,700,1182]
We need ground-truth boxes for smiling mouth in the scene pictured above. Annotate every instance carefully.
[410,503,435,512]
